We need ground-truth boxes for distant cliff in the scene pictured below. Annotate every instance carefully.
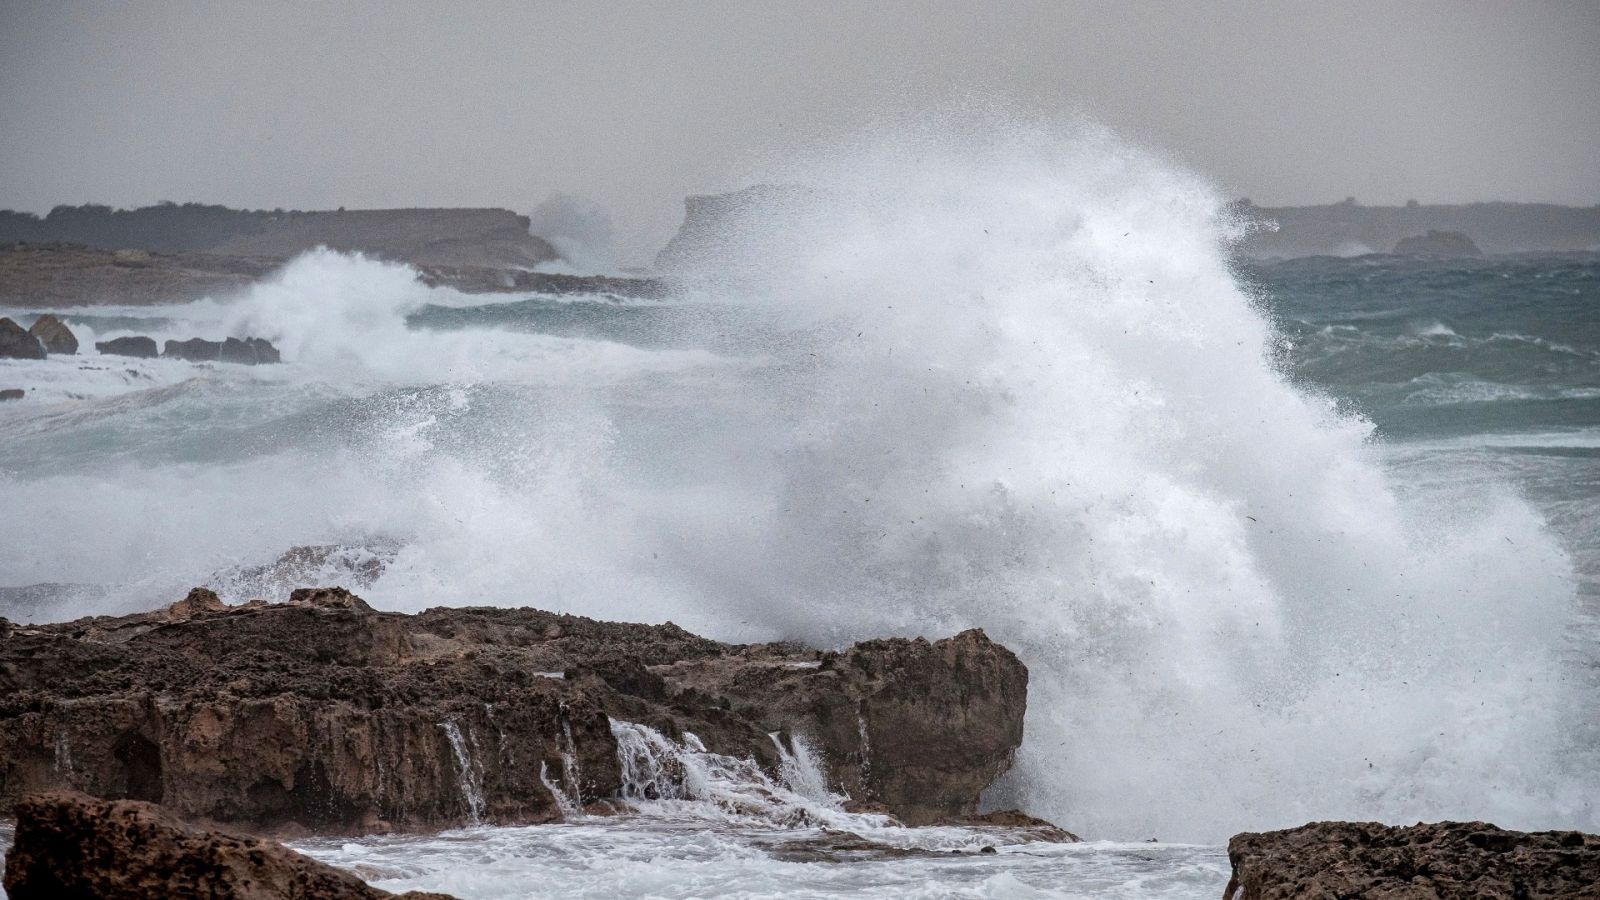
[653,185,817,273]
[1232,200,1600,257]
[655,189,1600,267]
[0,203,558,269]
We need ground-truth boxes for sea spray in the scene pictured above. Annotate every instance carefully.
[0,120,1594,842]
[608,720,867,828]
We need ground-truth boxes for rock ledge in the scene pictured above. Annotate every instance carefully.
[3,790,452,899]
[1226,820,1600,899]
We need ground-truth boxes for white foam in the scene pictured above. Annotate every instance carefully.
[1,119,1593,845]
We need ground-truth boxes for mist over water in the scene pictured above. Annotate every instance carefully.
[1,122,1595,843]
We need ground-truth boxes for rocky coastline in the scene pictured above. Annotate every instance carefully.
[4,791,454,899]
[0,586,1029,834]
[1224,820,1600,899]
[3,589,1598,896]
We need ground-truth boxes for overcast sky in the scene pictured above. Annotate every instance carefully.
[3,1,1597,262]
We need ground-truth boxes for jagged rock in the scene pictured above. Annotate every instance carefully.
[163,336,281,364]
[0,388,22,401]
[0,588,1029,835]
[163,586,230,622]
[226,336,280,364]
[1392,230,1483,257]
[95,335,159,358]
[2,790,455,899]
[27,314,77,355]
[163,336,220,361]
[656,628,1029,823]
[1224,820,1600,900]
[957,809,1080,843]
[0,317,45,359]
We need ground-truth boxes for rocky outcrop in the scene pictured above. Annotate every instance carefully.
[0,587,1029,835]
[415,264,664,299]
[0,317,45,360]
[1,242,280,307]
[26,314,76,355]
[95,335,160,358]
[0,388,22,401]
[1225,821,1600,899]
[3,791,454,899]
[654,184,817,274]
[1,204,558,270]
[163,336,281,364]
[656,629,1028,823]
[1393,230,1483,257]
[1231,200,1600,258]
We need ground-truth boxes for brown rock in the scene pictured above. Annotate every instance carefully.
[2,790,455,899]
[27,314,77,355]
[957,809,1080,842]
[1225,820,1600,900]
[163,587,230,621]
[657,628,1029,824]
[164,336,280,364]
[0,588,1031,835]
[0,317,44,360]
[25,313,76,355]
[95,335,159,358]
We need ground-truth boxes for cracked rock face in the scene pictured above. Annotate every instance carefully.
[1225,820,1600,900]
[0,587,1029,835]
[3,790,455,899]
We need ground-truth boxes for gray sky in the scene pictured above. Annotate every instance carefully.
[3,1,1598,263]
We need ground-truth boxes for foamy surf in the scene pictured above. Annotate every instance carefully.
[2,122,1596,850]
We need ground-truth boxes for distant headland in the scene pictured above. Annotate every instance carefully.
[1230,198,1600,258]
[0,203,558,270]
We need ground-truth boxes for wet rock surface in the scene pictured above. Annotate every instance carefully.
[0,587,1030,836]
[163,336,281,364]
[2,790,455,899]
[656,629,1029,824]
[94,335,159,358]
[1225,820,1600,899]
[26,314,76,355]
[0,317,45,360]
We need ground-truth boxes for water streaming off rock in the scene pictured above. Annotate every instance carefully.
[2,122,1597,896]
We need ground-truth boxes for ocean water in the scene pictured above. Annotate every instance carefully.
[2,126,1597,896]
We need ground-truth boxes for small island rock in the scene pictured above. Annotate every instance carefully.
[0,317,46,359]
[96,335,159,358]
[27,314,77,355]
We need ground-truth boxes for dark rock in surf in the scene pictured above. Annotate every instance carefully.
[162,337,220,361]
[2,790,456,899]
[1392,230,1482,257]
[230,336,280,364]
[163,336,280,364]
[1224,820,1600,900]
[957,809,1080,843]
[0,317,45,360]
[95,335,159,358]
[27,314,77,355]
[0,388,22,401]
[0,586,1030,836]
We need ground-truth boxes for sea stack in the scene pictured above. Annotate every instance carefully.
[0,317,46,359]
[27,314,77,355]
